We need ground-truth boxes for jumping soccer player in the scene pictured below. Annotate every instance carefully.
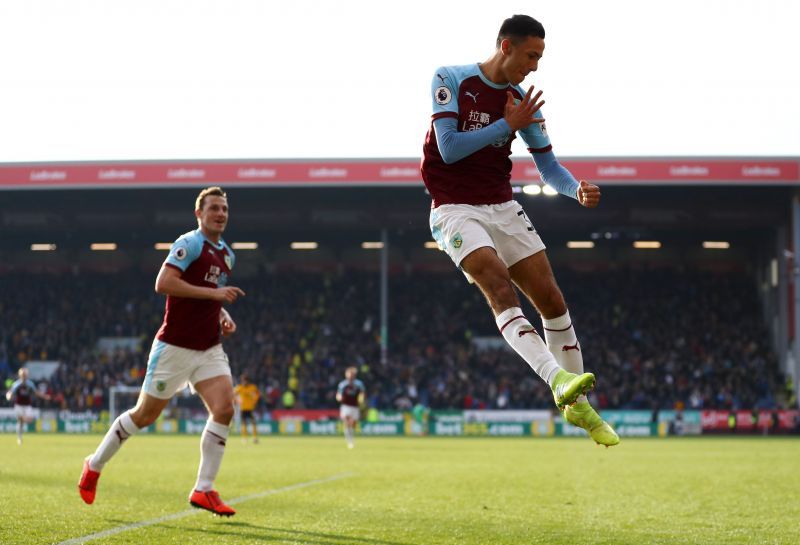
[421,14,618,446]
[78,186,247,515]
[336,367,365,449]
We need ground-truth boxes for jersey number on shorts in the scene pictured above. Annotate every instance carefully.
[517,210,534,232]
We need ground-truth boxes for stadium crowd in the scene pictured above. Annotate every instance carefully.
[0,267,789,413]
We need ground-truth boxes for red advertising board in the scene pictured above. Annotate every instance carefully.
[0,158,797,189]
[270,409,339,421]
[701,410,731,431]
[775,410,799,430]
[735,410,755,431]
[701,410,799,433]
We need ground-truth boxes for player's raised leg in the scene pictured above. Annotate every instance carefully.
[189,374,236,517]
[79,392,169,504]
[461,247,594,408]
[510,252,619,446]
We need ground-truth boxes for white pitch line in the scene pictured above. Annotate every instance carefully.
[57,472,353,545]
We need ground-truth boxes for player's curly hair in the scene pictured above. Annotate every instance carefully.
[195,186,227,211]
[497,14,545,48]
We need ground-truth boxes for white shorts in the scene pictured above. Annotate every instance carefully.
[143,340,231,399]
[340,405,360,421]
[429,201,546,272]
[14,404,34,420]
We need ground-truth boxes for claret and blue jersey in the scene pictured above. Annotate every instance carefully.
[156,229,235,351]
[431,64,551,150]
[421,63,578,207]
[7,379,36,406]
[337,379,366,408]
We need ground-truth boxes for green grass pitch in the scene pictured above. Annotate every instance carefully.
[0,435,798,545]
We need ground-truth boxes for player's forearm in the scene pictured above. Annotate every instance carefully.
[156,273,218,300]
[434,117,511,164]
[531,150,580,200]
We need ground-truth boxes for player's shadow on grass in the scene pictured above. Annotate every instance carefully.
[167,521,417,545]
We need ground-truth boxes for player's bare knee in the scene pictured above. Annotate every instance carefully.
[211,402,235,424]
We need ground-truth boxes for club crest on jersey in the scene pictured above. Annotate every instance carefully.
[451,233,463,249]
[224,255,232,269]
[173,247,187,260]
[435,86,452,105]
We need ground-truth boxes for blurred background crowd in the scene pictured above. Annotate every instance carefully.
[1,267,791,413]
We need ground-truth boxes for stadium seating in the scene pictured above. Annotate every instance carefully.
[0,268,788,412]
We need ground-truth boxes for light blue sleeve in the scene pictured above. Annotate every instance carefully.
[356,379,366,393]
[517,110,551,152]
[164,231,203,272]
[431,67,459,118]
[337,381,346,395]
[532,150,580,200]
[7,379,21,396]
[433,117,512,164]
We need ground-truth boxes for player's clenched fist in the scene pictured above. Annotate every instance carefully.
[577,180,601,208]
[220,308,237,336]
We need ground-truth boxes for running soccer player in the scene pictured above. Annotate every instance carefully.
[421,14,618,447]
[5,367,50,445]
[234,374,260,444]
[78,186,246,515]
[336,367,365,449]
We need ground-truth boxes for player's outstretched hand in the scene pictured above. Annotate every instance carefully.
[215,286,245,303]
[577,180,601,208]
[504,86,545,132]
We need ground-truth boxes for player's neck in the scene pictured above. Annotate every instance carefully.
[479,54,510,86]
